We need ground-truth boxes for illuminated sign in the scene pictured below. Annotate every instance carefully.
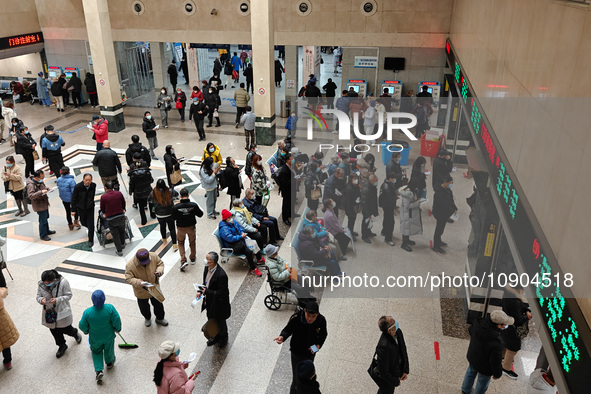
[446,38,591,391]
[420,81,439,86]
[383,80,401,84]
[348,79,366,84]
[0,32,44,51]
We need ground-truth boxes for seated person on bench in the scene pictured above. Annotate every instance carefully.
[297,225,343,276]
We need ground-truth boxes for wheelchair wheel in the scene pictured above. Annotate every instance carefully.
[97,230,105,247]
[124,217,133,241]
[264,294,282,311]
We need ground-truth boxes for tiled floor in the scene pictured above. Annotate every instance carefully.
[0,86,542,393]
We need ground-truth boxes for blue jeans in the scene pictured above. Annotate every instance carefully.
[461,364,491,394]
[38,209,50,238]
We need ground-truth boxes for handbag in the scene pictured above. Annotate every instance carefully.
[232,70,238,79]
[176,100,183,109]
[32,150,39,160]
[245,236,260,254]
[310,186,322,201]
[213,109,219,118]
[515,321,529,340]
[368,350,387,387]
[145,276,165,303]
[44,281,61,324]
[170,169,182,186]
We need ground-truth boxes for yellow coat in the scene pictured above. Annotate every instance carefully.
[0,287,19,351]
[202,145,223,166]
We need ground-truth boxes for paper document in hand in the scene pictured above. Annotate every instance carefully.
[419,198,428,204]
[450,213,459,222]
[141,281,154,287]
[193,283,205,291]
[183,352,198,364]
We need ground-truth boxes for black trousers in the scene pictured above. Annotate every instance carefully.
[235,107,246,124]
[106,215,126,252]
[248,230,266,251]
[382,207,395,242]
[177,107,185,121]
[208,109,221,126]
[62,201,76,225]
[347,213,357,234]
[261,217,281,242]
[434,218,447,247]
[137,297,165,320]
[334,232,351,255]
[2,347,11,364]
[137,197,148,225]
[215,318,228,342]
[22,152,34,177]
[79,208,94,243]
[228,240,258,270]
[158,216,177,244]
[282,192,293,221]
[71,91,81,108]
[326,96,335,109]
[246,81,253,94]
[47,154,64,177]
[89,92,99,106]
[194,118,205,139]
[290,352,315,393]
[361,214,373,239]
[50,324,78,347]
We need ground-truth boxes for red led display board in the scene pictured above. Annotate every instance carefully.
[0,32,44,51]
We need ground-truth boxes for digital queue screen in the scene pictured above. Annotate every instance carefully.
[446,38,591,391]
[0,32,44,51]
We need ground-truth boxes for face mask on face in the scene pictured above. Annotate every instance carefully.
[6,163,13,168]
[25,131,30,135]
[316,168,320,173]
[209,90,213,94]
[291,159,295,166]
[36,179,43,183]
[227,219,234,224]
[171,150,175,155]
[146,115,152,120]
[175,349,181,356]
[204,258,209,265]
[352,179,358,185]
[45,281,55,287]
[448,184,453,190]
[209,148,215,153]
[280,152,286,157]
[503,324,509,329]
[12,123,17,127]
[161,90,165,94]
[373,182,378,187]
[394,321,399,332]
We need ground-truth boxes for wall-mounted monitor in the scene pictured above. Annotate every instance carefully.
[349,85,360,92]
[384,57,405,71]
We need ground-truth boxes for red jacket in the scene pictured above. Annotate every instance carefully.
[100,190,125,218]
[93,119,109,143]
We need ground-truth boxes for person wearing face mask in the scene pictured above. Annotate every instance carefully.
[239,104,255,149]
[344,173,361,238]
[242,188,283,243]
[0,268,19,371]
[322,199,351,257]
[277,152,296,226]
[78,290,122,383]
[372,315,409,394]
[142,111,159,159]
[244,144,257,179]
[56,166,78,230]
[243,63,254,94]
[386,152,403,190]
[205,86,221,127]
[409,156,427,200]
[357,153,377,188]
[202,142,223,166]
[128,159,154,226]
[71,173,96,238]
[399,179,424,252]
[174,88,187,122]
[6,113,22,147]
[2,156,29,217]
[218,209,264,276]
[223,157,243,209]
[36,269,82,359]
[154,340,197,393]
[90,115,109,151]
[26,170,55,241]
[157,87,172,128]
[92,140,122,190]
[432,148,453,191]
[209,73,222,91]
[164,145,182,188]
[41,125,66,179]
[323,168,346,217]
[188,97,207,141]
[462,310,514,394]
[149,179,179,250]
[196,251,231,348]
[500,285,533,379]
[190,85,204,101]
[285,111,298,140]
[167,59,178,91]
[431,175,457,254]
[304,163,322,211]
[15,126,36,177]
[361,174,379,244]
[200,157,220,219]
[171,188,203,271]
[231,198,267,251]
[378,172,399,247]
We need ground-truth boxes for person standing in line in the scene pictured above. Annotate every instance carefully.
[128,159,154,226]
[78,290,122,383]
[322,78,337,109]
[164,145,182,188]
[2,102,17,144]
[277,152,295,226]
[361,174,379,244]
[142,111,159,159]
[363,100,378,137]
[304,162,322,211]
[379,172,398,247]
[51,77,64,112]
[99,181,127,256]
[0,268,18,371]
[57,73,69,107]
[171,188,203,272]
[274,58,284,87]
[399,181,423,252]
[200,157,220,219]
[202,142,223,166]
[205,86,221,128]
[432,149,453,190]
[84,72,99,107]
[125,248,168,327]
[26,170,55,241]
[409,156,427,200]
[501,286,533,379]
[244,144,257,180]
[154,340,196,393]
[125,135,152,169]
[90,115,109,151]
[240,106,256,150]
[56,166,77,230]
[188,97,207,141]
[174,87,187,122]
[461,310,513,394]
[36,269,82,358]
[234,83,250,128]
[2,156,29,217]
[167,60,178,92]
[70,173,96,244]
[372,316,409,394]
[196,251,231,348]
[15,126,36,178]
[92,140,122,190]
[223,157,242,209]
[244,63,254,94]
[274,301,328,393]
[431,175,457,254]
[386,152,403,192]
[41,125,65,179]
[250,154,268,205]
[36,72,52,106]
[213,57,223,77]
[343,173,361,239]
[66,72,83,109]
[149,179,179,250]
[157,88,172,129]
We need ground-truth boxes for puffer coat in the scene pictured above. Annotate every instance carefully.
[399,189,422,236]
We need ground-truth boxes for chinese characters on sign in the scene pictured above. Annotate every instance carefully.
[354,56,378,68]
[0,32,44,51]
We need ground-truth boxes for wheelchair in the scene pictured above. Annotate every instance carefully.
[263,270,301,311]
[96,212,133,247]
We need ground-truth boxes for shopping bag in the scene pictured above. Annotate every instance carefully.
[245,236,260,254]
[170,169,183,186]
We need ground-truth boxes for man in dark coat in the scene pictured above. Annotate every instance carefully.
[167,60,178,91]
[305,82,322,110]
[274,301,328,393]
[243,63,254,94]
[323,168,346,216]
[171,188,204,271]
[222,157,242,209]
[142,111,158,159]
[386,152,403,189]
[461,310,513,394]
[432,149,452,189]
[70,173,97,247]
[125,135,151,168]
[416,85,433,106]
[66,72,83,109]
[92,140,122,190]
[361,174,379,244]
[197,251,231,348]
[373,315,410,394]
[431,176,457,254]
[379,172,398,247]
[128,160,153,226]
[276,153,295,226]
[322,78,338,109]
[243,188,283,243]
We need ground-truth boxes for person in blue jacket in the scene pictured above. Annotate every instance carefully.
[218,209,263,276]
[78,290,122,384]
[231,52,241,85]
[56,166,77,230]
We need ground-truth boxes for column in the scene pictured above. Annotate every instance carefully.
[150,42,167,91]
[284,45,298,112]
[186,45,200,89]
[250,0,275,146]
[82,0,125,132]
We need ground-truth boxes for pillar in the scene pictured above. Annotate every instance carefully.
[251,0,275,146]
[284,45,298,106]
[82,0,125,132]
[186,45,201,89]
[150,42,167,91]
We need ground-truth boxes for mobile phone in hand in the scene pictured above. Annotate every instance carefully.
[310,345,319,354]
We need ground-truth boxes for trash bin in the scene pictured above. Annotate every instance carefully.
[280,100,288,118]
[420,134,444,158]
[381,140,411,166]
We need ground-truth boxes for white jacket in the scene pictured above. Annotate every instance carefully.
[2,106,16,131]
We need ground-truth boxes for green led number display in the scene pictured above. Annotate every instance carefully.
[471,101,481,134]
[455,62,461,84]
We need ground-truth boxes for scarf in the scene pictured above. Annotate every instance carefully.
[233,206,253,224]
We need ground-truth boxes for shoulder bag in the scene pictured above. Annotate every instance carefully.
[367,350,387,387]
[44,281,61,324]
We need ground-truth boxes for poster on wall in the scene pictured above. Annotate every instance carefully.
[354,56,378,68]
[303,46,315,80]
[187,47,200,88]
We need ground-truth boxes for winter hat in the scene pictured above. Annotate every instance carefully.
[305,301,319,314]
[38,72,43,76]
[136,248,151,265]
[490,310,514,326]
[91,289,105,308]
[221,209,233,221]
[264,244,279,257]
[158,340,180,359]
[92,115,100,121]
[296,360,316,381]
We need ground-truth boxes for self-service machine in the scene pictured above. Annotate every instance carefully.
[418,81,441,106]
[48,66,62,79]
[381,80,403,110]
[64,67,88,104]
[346,79,367,97]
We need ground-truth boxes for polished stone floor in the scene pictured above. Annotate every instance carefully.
[0,92,540,393]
